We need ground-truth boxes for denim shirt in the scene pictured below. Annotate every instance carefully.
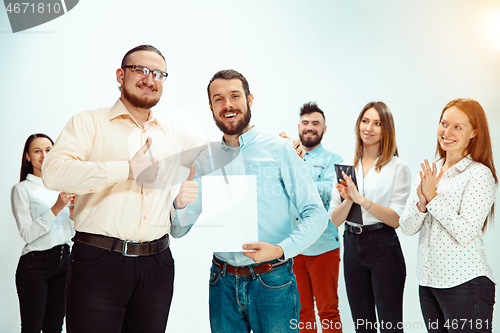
[290,144,342,256]
[172,126,328,266]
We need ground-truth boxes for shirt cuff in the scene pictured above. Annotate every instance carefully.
[277,238,296,261]
[412,201,428,217]
[176,207,190,226]
[171,203,190,228]
[426,194,447,221]
[104,161,129,186]
[170,204,193,238]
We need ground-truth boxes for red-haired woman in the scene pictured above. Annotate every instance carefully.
[329,101,410,332]
[400,98,497,332]
[11,133,75,333]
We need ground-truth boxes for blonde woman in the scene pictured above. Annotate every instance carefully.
[329,101,410,332]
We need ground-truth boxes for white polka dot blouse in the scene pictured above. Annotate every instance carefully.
[400,155,497,288]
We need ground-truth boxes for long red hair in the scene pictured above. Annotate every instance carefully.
[436,98,497,229]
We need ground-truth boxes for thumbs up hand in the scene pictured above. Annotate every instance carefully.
[128,137,159,183]
[175,166,199,209]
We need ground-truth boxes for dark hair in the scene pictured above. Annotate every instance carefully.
[121,45,165,68]
[300,102,325,122]
[20,133,54,182]
[353,101,398,172]
[207,69,250,106]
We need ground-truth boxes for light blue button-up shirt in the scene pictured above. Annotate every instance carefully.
[171,126,328,266]
[290,144,342,256]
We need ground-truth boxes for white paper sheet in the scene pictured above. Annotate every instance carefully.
[191,175,258,252]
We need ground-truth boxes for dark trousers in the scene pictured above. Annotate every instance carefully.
[343,226,406,333]
[419,276,495,333]
[16,244,70,333]
[65,240,175,333]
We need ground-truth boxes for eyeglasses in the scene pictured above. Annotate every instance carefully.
[122,65,168,82]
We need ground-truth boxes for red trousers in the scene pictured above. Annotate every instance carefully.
[293,249,342,333]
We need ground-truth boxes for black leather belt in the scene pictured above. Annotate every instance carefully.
[346,223,387,235]
[75,232,169,257]
[212,257,289,276]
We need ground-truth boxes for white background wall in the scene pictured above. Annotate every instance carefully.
[1,1,500,332]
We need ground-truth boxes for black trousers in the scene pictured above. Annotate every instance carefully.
[343,226,407,333]
[16,244,70,333]
[65,240,175,333]
[420,276,495,333]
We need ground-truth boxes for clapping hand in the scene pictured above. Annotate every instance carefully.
[416,181,428,213]
[336,171,361,203]
[419,159,442,203]
[335,179,352,201]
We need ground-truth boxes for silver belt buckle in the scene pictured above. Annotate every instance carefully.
[122,240,140,257]
[354,226,363,234]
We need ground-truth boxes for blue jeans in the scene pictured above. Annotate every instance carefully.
[16,244,70,333]
[209,258,300,333]
[343,225,406,333]
[419,276,495,333]
[65,239,174,333]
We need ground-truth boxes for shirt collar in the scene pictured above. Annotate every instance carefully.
[109,99,160,128]
[455,155,473,171]
[304,144,324,158]
[26,173,44,186]
[437,154,473,172]
[238,126,258,146]
[221,126,259,151]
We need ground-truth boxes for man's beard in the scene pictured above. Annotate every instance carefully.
[123,84,160,109]
[300,130,323,148]
[213,106,252,136]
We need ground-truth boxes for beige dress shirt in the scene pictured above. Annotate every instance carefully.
[42,99,207,242]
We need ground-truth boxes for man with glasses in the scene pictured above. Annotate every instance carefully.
[43,45,207,333]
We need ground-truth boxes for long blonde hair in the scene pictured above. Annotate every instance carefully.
[353,101,398,172]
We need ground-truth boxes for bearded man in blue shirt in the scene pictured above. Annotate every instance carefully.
[172,69,328,333]
[291,102,343,333]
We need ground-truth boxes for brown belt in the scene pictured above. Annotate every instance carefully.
[75,232,169,257]
[212,257,289,276]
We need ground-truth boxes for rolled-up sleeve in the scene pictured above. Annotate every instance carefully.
[389,162,412,216]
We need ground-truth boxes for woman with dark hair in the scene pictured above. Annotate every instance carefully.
[11,133,75,333]
[400,98,497,332]
[329,101,410,332]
